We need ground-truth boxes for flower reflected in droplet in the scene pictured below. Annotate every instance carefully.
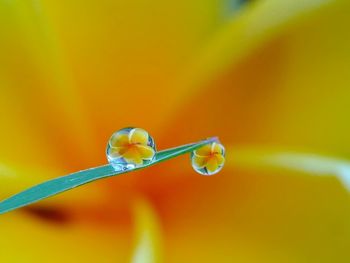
[107,128,156,170]
[191,142,225,175]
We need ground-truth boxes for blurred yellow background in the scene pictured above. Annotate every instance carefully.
[0,0,350,262]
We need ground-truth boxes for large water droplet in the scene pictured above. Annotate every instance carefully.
[191,141,225,175]
[106,127,156,171]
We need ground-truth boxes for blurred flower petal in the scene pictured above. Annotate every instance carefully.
[164,0,350,156]
[0,0,100,167]
[231,146,350,191]
[0,212,131,262]
[176,0,336,93]
[131,198,162,263]
[155,146,350,262]
[29,0,229,143]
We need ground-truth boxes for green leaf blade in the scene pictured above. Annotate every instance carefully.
[0,165,117,214]
[0,138,216,214]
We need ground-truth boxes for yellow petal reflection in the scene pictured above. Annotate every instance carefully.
[215,154,225,166]
[123,147,144,165]
[206,157,219,173]
[136,145,155,160]
[212,142,224,154]
[108,147,124,158]
[192,142,225,173]
[110,134,130,147]
[108,129,155,165]
[193,155,207,168]
[194,145,212,156]
[129,129,149,146]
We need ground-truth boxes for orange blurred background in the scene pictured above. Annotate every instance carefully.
[0,0,350,262]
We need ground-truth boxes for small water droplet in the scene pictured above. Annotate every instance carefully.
[106,127,156,171]
[191,141,225,175]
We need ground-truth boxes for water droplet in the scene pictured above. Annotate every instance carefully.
[106,127,156,171]
[191,141,225,175]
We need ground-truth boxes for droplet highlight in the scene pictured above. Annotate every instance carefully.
[191,141,225,175]
[106,127,156,171]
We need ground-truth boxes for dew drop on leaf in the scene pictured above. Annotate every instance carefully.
[191,141,225,175]
[106,127,156,171]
